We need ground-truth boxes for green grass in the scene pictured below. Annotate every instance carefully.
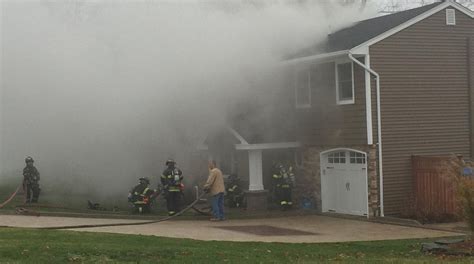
[0,228,471,263]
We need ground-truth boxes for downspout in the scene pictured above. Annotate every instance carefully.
[348,53,384,217]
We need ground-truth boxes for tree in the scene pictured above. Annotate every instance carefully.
[376,0,473,14]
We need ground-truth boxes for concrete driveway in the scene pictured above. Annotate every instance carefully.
[0,214,463,243]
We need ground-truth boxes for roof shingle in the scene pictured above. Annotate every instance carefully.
[287,2,442,59]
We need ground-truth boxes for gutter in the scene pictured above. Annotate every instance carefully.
[348,52,384,217]
[282,50,349,66]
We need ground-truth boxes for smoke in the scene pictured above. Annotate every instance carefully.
[1,0,374,202]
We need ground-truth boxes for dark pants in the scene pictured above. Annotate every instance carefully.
[133,203,151,214]
[25,183,40,203]
[211,192,224,220]
[166,191,180,215]
[227,192,242,208]
[276,187,292,208]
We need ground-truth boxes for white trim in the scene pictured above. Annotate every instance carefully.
[348,52,384,217]
[335,59,355,105]
[320,148,366,156]
[446,8,456,25]
[235,142,301,150]
[227,127,249,145]
[295,66,312,109]
[282,50,349,66]
[350,1,473,54]
[364,55,373,145]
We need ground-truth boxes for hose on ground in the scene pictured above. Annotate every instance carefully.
[40,192,208,230]
[0,184,22,209]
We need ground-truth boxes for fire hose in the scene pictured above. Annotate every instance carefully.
[0,184,22,209]
[1,183,211,229]
[40,191,209,230]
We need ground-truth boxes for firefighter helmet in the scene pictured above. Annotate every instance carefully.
[25,156,34,163]
[165,159,175,166]
[139,177,150,184]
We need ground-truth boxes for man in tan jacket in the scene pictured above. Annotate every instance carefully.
[203,160,225,221]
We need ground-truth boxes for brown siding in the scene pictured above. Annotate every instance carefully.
[297,60,367,147]
[370,8,474,215]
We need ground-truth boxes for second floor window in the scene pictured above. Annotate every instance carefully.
[336,61,354,105]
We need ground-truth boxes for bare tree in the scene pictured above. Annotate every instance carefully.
[376,0,473,14]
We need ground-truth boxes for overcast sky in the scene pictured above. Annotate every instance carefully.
[374,0,473,13]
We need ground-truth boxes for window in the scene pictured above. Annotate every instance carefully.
[349,151,366,164]
[328,152,346,164]
[446,9,456,25]
[335,61,354,105]
[295,68,311,108]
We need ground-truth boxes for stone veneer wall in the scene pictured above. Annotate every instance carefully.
[294,145,379,217]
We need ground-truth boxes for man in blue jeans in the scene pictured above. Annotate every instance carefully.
[203,160,225,221]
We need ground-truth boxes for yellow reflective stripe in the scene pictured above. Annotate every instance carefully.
[281,184,290,188]
[280,201,287,205]
[272,174,280,178]
[142,188,150,195]
[160,175,166,179]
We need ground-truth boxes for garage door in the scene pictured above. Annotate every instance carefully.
[320,149,368,216]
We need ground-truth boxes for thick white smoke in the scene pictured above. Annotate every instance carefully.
[0,0,374,202]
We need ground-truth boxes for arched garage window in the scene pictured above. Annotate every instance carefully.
[350,151,366,164]
[327,150,366,164]
[328,151,346,164]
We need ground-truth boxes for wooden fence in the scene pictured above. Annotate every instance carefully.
[411,156,458,216]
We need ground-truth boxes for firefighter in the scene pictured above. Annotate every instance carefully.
[23,156,41,203]
[226,174,244,208]
[160,159,183,216]
[128,177,155,214]
[272,163,295,210]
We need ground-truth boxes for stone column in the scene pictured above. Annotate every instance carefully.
[368,144,379,217]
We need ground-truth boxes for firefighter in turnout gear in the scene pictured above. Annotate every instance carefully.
[225,174,244,208]
[128,177,156,214]
[161,159,183,216]
[23,156,41,203]
[272,163,295,210]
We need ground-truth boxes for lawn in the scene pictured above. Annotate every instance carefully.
[0,228,471,263]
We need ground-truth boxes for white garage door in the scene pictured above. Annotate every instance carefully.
[320,149,368,216]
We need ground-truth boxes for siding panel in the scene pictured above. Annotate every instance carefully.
[297,60,367,146]
[370,8,474,215]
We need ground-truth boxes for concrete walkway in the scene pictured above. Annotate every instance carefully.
[0,214,463,243]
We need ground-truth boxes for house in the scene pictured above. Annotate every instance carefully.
[197,0,473,217]
[282,0,474,217]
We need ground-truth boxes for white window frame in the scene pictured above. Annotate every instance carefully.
[446,9,456,25]
[294,66,311,109]
[335,59,355,105]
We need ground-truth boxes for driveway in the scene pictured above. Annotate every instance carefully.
[0,214,463,243]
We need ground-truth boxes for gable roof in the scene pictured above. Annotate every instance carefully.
[286,1,474,61]
[325,2,442,53]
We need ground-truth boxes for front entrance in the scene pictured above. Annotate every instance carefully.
[320,149,368,216]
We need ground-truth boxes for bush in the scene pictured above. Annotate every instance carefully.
[441,155,474,236]
[458,176,474,236]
